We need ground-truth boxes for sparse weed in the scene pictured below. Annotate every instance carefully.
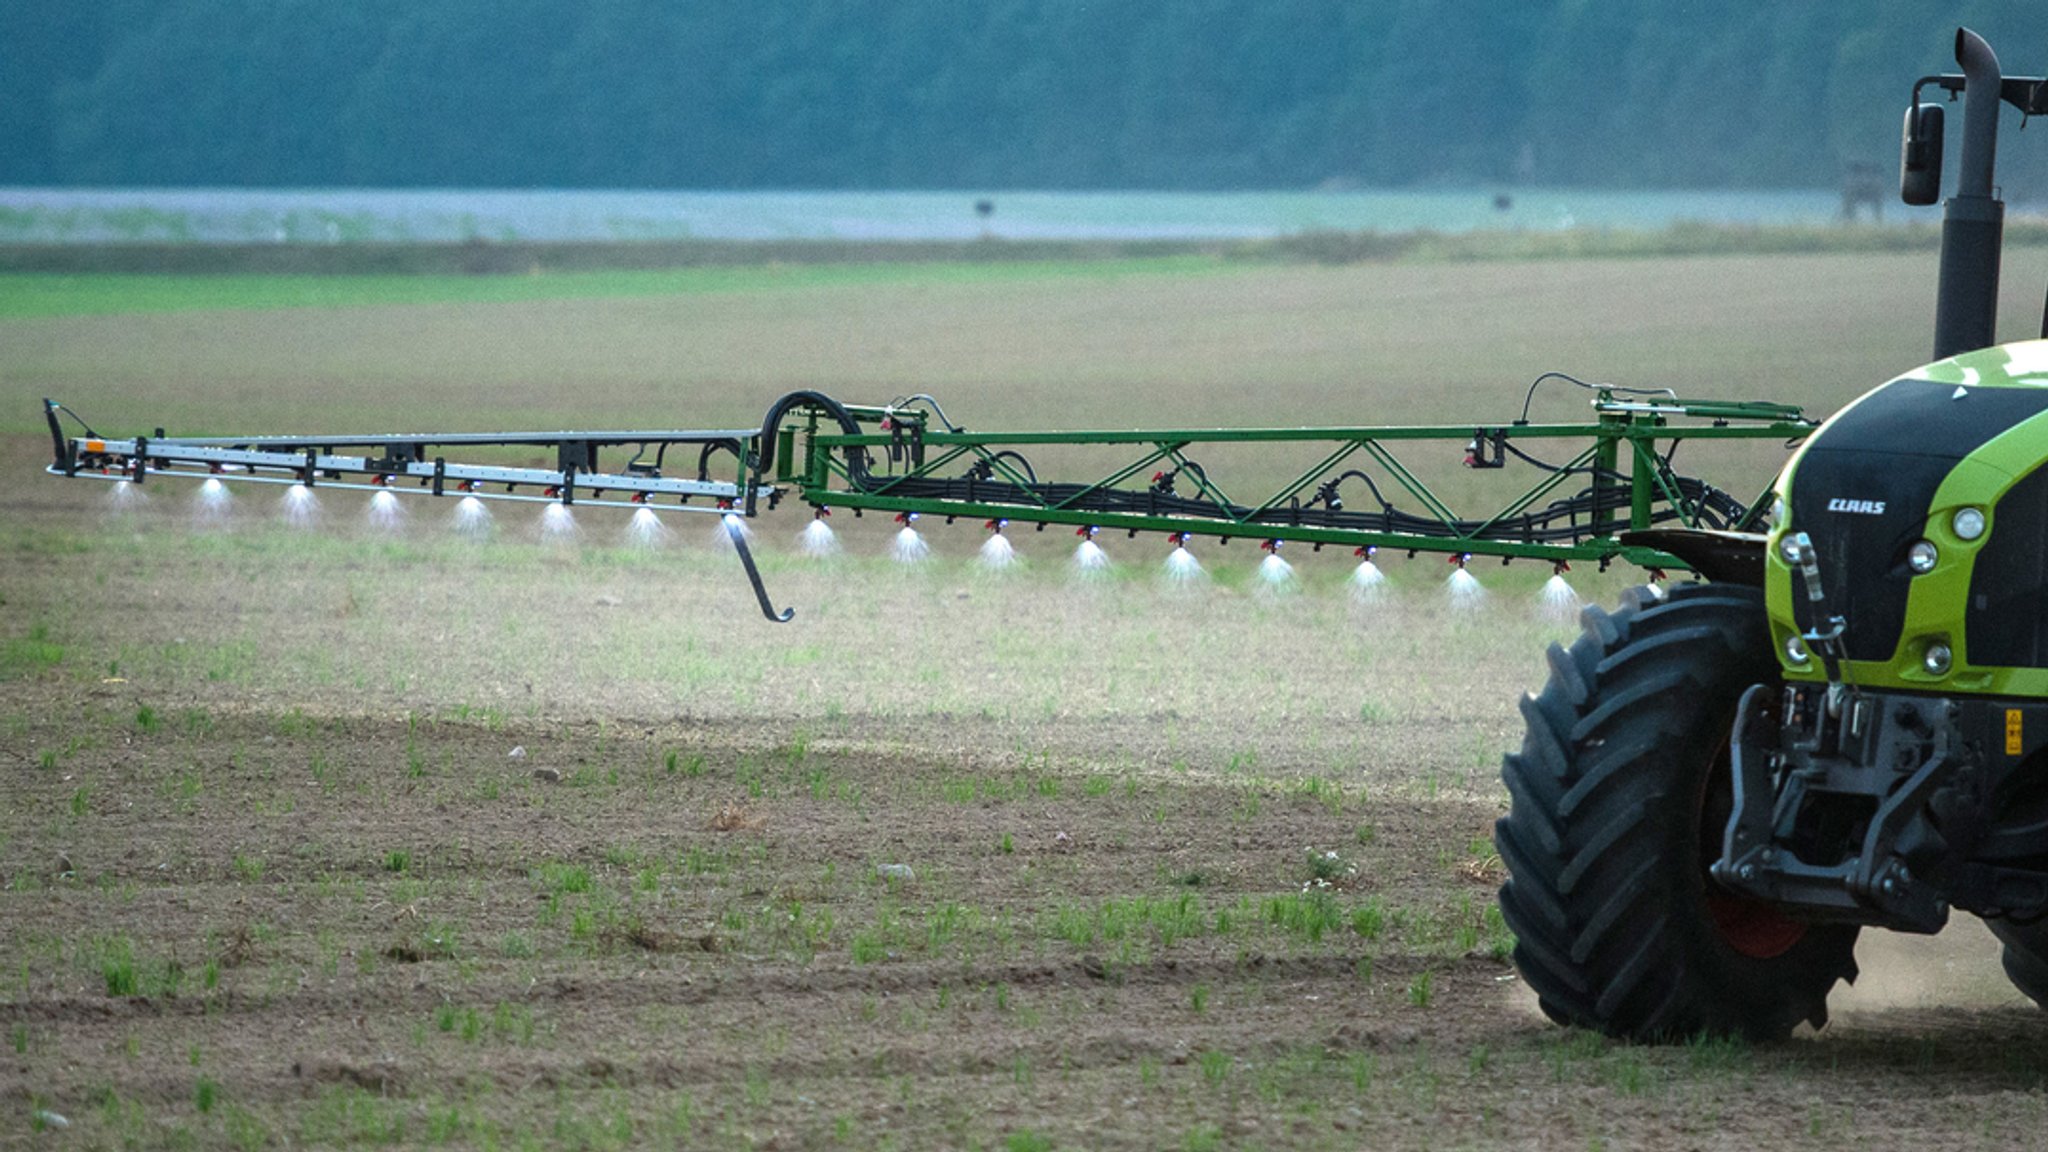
[1684,1031,1752,1073]
[1609,1048,1651,1096]
[1351,899,1385,939]
[535,861,592,894]
[92,936,182,999]
[1007,1129,1052,1152]
[1264,890,1343,942]
[1408,969,1434,1008]
[1297,775,1344,813]
[1303,847,1356,888]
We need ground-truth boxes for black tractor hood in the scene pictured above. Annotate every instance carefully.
[1788,377,2048,662]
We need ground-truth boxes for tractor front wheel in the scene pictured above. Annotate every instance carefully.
[1986,918,2048,1008]
[1495,582,1859,1040]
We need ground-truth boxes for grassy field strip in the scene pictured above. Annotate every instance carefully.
[10,249,2048,445]
[0,256,1232,319]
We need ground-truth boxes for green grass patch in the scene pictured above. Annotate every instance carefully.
[0,257,1227,319]
[0,624,64,680]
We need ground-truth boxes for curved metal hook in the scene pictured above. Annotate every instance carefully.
[725,515,794,623]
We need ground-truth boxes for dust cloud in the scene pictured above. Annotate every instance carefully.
[1835,917,2031,1013]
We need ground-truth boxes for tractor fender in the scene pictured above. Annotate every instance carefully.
[1618,528,1765,586]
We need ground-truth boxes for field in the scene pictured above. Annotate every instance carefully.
[6,248,2048,1149]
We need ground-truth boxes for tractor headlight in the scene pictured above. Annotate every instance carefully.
[1784,634,1810,664]
[1954,507,1986,541]
[1924,643,1954,676]
[1908,540,1939,574]
[1778,535,1802,565]
[1771,495,1787,527]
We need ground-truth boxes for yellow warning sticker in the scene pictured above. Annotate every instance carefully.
[2008,709,2025,756]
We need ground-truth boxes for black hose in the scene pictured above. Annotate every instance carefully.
[696,438,744,482]
[1321,469,1395,512]
[755,390,866,480]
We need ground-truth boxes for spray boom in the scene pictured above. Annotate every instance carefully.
[45,384,1810,618]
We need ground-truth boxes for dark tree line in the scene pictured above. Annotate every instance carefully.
[7,1,2048,191]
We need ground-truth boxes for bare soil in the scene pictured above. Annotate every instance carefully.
[4,669,2045,1150]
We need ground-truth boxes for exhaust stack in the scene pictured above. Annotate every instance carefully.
[1932,28,2005,361]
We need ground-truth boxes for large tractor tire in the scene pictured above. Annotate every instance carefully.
[1986,919,2048,1008]
[1495,582,1860,1040]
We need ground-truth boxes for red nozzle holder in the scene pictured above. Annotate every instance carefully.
[894,511,918,525]
[1260,539,1281,553]
[1355,545,1378,559]
[1553,561,1571,575]
[716,498,734,510]
[984,519,1008,532]
[372,474,391,487]
[1449,553,1469,568]
[1168,531,1190,547]
[814,507,831,519]
[1648,567,1668,582]
[1077,525,1098,538]
[630,491,649,504]
[542,485,559,498]
[457,479,478,493]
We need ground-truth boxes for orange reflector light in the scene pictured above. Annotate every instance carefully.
[85,439,105,453]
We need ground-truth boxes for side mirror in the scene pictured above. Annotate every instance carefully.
[1901,102,1945,206]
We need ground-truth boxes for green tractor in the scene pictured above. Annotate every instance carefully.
[1496,28,2048,1038]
